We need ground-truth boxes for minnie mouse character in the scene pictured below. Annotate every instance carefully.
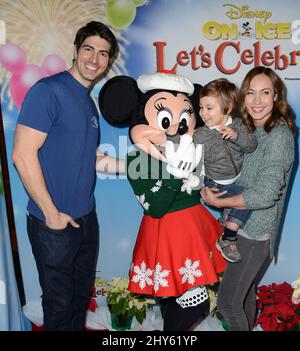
[99,73,226,331]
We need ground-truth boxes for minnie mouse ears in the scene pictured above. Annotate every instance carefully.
[137,72,194,95]
[98,75,140,125]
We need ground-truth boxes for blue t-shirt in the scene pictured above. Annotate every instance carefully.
[18,71,100,221]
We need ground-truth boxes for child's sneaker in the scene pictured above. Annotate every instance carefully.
[216,236,241,263]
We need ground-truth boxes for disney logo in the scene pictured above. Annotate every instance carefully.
[224,3,272,23]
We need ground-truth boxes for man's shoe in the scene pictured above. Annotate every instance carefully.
[216,237,242,263]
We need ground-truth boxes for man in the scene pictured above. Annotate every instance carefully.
[12,21,123,331]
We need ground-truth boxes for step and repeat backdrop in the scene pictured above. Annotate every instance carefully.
[0,0,299,304]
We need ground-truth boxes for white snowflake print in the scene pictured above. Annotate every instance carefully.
[150,180,162,193]
[131,261,153,290]
[136,194,150,210]
[181,182,192,195]
[153,263,170,292]
[178,258,203,285]
[181,174,200,194]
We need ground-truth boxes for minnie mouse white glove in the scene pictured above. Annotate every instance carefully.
[165,134,193,169]
[165,135,193,178]
[166,164,190,179]
[165,135,203,179]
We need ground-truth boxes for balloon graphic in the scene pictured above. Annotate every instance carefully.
[105,0,136,30]
[133,0,146,6]
[10,64,48,109]
[0,43,26,74]
[42,54,66,76]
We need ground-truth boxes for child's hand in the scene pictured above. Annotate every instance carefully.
[219,126,238,141]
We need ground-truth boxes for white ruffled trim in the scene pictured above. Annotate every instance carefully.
[176,286,208,309]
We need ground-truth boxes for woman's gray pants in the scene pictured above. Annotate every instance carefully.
[217,235,270,331]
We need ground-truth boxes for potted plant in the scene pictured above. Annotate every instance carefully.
[256,281,300,331]
[105,277,156,330]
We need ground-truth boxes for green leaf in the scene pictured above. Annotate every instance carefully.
[215,311,224,321]
[136,310,146,325]
[126,309,135,318]
[110,304,120,315]
[119,299,128,315]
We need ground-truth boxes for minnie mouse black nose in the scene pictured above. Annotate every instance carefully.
[178,119,188,135]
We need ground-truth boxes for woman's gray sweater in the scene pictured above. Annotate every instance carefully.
[237,120,295,258]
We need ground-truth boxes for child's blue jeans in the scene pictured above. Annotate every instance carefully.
[204,177,251,227]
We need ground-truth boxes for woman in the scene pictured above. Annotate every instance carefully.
[201,66,296,331]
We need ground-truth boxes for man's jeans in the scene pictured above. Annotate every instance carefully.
[27,210,99,331]
[204,177,251,227]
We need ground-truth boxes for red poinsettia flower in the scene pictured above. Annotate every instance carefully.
[88,298,98,312]
[276,302,296,319]
[256,282,300,331]
[256,314,278,331]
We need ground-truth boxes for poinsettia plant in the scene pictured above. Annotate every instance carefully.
[88,287,98,312]
[104,277,156,325]
[256,281,300,331]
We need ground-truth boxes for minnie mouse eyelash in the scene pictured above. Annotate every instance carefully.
[155,102,165,111]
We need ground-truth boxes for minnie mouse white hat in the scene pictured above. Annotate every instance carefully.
[137,72,194,96]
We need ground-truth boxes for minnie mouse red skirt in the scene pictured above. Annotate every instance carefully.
[128,204,226,297]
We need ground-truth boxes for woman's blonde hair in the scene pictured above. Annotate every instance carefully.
[240,66,296,134]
